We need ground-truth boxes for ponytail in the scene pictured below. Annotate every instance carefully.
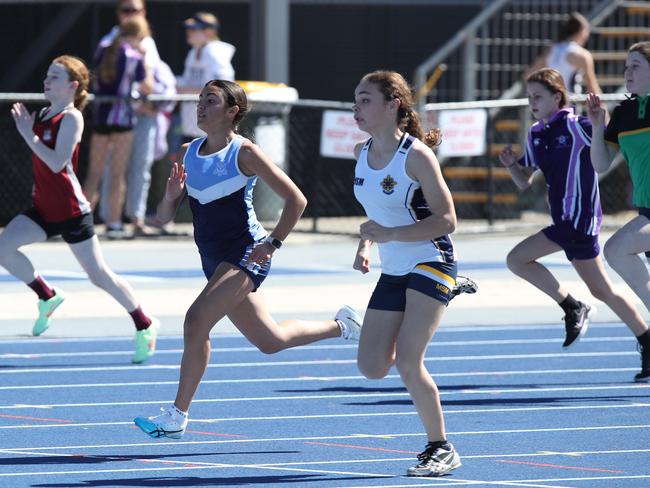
[98,39,121,85]
[75,88,89,111]
[402,109,442,148]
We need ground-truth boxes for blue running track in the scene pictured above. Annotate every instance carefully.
[0,322,648,487]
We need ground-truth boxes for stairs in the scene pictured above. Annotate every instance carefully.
[435,0,646,220]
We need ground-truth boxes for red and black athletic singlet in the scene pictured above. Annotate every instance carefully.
[31,109,91,222]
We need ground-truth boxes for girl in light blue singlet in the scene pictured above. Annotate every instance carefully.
[133,80,362,440]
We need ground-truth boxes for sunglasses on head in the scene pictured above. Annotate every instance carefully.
[119,6,142,14]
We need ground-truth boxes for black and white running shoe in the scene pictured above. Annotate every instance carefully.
[407,442,461,477]
[449,275,478,301]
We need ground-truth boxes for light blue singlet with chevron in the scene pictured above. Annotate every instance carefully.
[183,135,266,258]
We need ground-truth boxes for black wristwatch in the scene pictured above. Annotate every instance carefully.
[265,236,283,250]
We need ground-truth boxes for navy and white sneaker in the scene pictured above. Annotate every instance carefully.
[335,305,362,341]
[562,302,593,348]
[134,406,187,439]
[407,442,461,477]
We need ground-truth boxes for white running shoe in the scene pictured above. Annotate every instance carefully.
[335,305,362,341]
[407,442,462,477]
[134,406,187,439]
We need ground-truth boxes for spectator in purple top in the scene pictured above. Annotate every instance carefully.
[499,68,649,366]
[83,15,152,236]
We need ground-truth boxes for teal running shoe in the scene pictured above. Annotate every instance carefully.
[134,406,187,439]
[33,287,65,336]
[131,318,159,364]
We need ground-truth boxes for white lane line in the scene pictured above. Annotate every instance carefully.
[3,448,649,462]
[0,367,639,391]
[2,423,649,451]
[0,464,567,488]
[0,323,630,345]
[2,403,649,429]
[504,475,650,484]
[3,448,649,487]
[2,404,650,428]
[0,336,635,359]
[223,448,650,465]
[0,463,393,480]
[340,482,569,488]
[0,351,641,375]
[1,384,647,410]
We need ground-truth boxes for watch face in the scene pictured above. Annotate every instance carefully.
[267,237,282,249]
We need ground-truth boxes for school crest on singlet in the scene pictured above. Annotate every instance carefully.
[380,175,397,195]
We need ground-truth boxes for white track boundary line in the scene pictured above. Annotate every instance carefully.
[344,476,650,488]
[0,463,394,480]
[2,423,649,451]
[0,351,641,375]
[0,367,639,391]
[0,322,631,345]
[2,403,649,429]
[1,383,647,410]
[3,447,649,487]
[0,336,635,359]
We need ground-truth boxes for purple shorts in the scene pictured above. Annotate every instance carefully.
[542,221,599,261]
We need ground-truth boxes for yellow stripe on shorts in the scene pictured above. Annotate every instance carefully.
[414,264,456,287]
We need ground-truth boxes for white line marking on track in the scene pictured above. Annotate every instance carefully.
[5,449,649,487]
[0,351,641,375]
[0,336,635,359]
[0,322,630,345]
[1,424,649,451]
[0,367,639,391]
[1,384,646,410]
[1,403,650,428]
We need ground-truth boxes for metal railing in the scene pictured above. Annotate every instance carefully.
[0,93,635,236]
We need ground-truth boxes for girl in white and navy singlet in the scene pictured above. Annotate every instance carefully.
[351,70,462,477]
[500,68,649,377]
[354,133,455,276]
[133,80,361,441]
[2,55,158,364]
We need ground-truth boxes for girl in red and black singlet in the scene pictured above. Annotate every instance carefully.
[0,55,158,364]
[31,108,90,222]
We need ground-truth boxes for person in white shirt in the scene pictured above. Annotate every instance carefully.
[177,12,236,142]
[525,11,601,96]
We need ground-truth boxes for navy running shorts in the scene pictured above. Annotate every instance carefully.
[367,260,458,312]
[542,221,599,261]
[23,208,95,244]
[199,238,271,292]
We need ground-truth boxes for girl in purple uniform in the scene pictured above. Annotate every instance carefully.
[83,15,152,236]
[499,69,649,374]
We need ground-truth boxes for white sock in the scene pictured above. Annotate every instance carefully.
[336,319,348,338]
[171,405,188,421]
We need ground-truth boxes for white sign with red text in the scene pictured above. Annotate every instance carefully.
[320,110,369,159]
[436,109,487,158]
